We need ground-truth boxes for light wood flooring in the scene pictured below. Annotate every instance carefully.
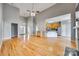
[0,36,76,56]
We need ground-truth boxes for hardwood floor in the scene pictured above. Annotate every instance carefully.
[0,36,76,56]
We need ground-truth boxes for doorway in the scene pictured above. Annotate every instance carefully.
[11,23,18,38]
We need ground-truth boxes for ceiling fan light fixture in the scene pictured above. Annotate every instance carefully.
[36,11,40,13]
[26,4,39,16]
[30,12,35,16]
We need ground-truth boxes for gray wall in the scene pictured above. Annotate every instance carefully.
[76,3,79,11]
[3,4,27,40]
[36,3,76,31]
[19,16,27,35]
[0,4,3,42]
[61,20,71,38]
[27,16,33,35]
[27,16,37,36]
[71,12,76,40]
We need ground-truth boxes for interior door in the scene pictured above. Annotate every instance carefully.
[11,23,18,37]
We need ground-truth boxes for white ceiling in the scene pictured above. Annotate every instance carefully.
[9,3,56,17]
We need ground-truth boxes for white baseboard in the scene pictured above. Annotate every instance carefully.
[0,41,2,48]
[3,37,11,41]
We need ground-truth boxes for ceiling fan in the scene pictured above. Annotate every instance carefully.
[26,3,40,16]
